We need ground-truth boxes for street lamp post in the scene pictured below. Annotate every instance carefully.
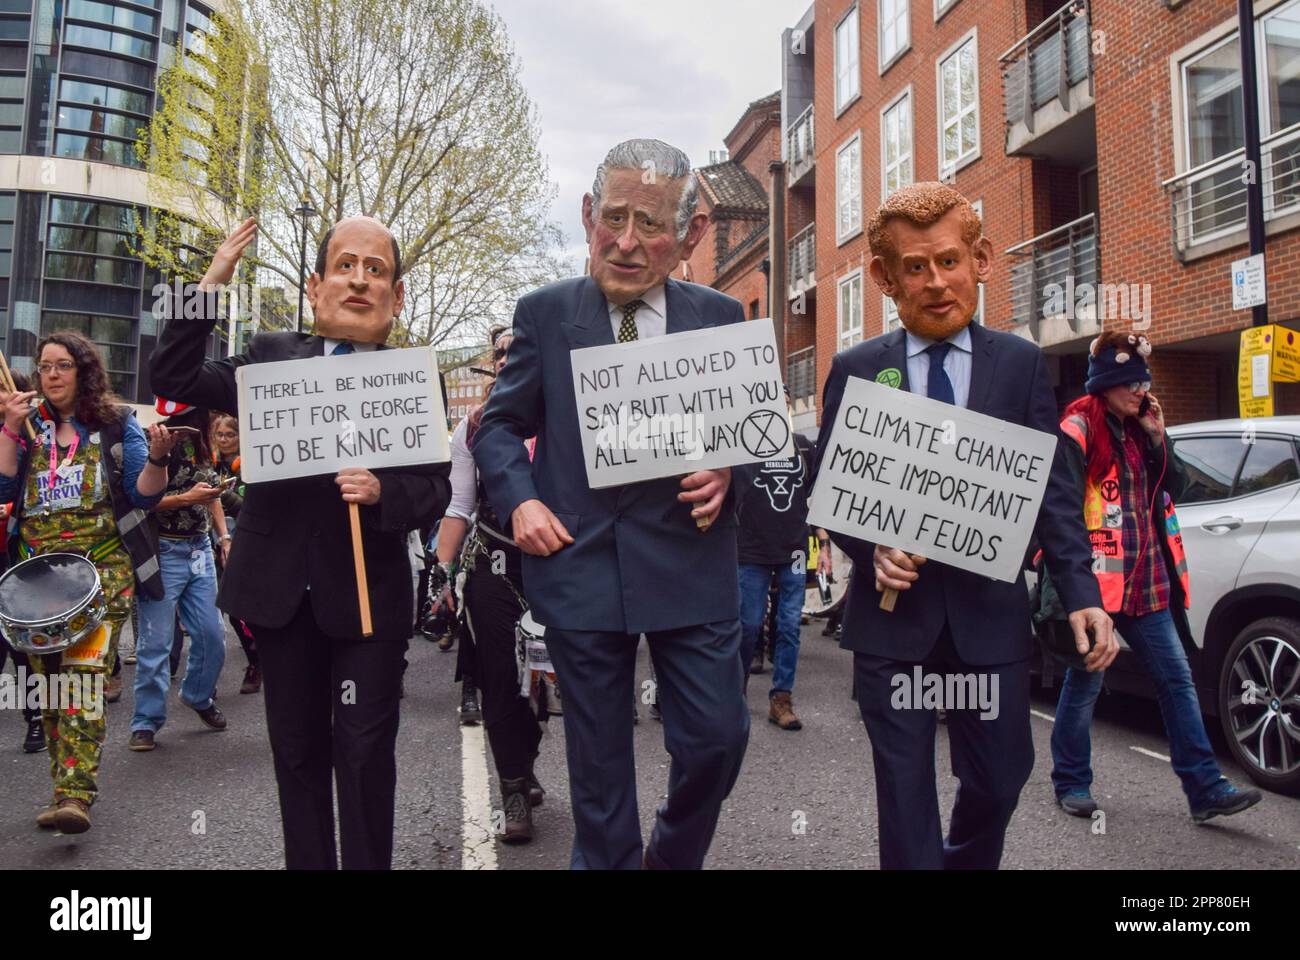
[294,196,318,332]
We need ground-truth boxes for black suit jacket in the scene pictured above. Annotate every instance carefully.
[812,324,1101,665]
[149,319,451,642]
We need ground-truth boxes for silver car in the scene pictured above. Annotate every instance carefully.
[1151,417,1300,795]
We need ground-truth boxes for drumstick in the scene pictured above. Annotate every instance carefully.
[0,348,36,441]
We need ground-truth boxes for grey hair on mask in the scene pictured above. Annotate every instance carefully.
[590,139,698,242]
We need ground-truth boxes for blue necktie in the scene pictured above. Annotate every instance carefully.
[926,343,955,405]
[331,341,355,356]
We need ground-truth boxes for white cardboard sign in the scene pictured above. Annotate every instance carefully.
[236,346,449,483]
[806,376,1058,583]
[570,318,793,489]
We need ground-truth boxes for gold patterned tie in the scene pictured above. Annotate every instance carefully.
[618,299,644,343]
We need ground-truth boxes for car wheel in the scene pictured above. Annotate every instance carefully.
[1218,616,1300,795]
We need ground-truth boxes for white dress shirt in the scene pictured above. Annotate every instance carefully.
[904,324,973,409]
[606,284,667,341]
[322,337,378,355]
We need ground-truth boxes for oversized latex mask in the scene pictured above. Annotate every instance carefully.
[307,216,404,344]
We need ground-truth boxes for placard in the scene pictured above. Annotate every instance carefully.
[807,377,1058,583]
[570,318,793,489]
[236,346,449,483]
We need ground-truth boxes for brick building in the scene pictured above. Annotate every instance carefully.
[439,343,494,432]
[775,0,1300,427]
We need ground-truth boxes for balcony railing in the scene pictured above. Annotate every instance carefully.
[1000,0,1093,136]
[787,346,816,404]
[1007,213,1097,333]
[788,221,816,299]
[788,104,814,185]
[1163,121,1300,255]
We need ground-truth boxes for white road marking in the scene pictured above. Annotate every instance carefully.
[460,722,497,870]
[1030,709,1056,723]
[1130,745,1171,763]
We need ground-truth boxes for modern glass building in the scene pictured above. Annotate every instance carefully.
[0,0,233,401]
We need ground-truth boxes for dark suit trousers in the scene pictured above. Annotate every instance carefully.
[545,620,750,870]
[253,595,407,870]
[853,626,1033,869]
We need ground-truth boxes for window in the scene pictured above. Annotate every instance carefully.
[934,0,959,19]
[938,32,979,174]
[66,0,158,36]
[836,133,862,243]
[1171,436,1246,504]
[1264,1,1300,134]
[879,0,908,71]
[835,5,860,113]
[64,23,155,59]
[971,199,984,325]
[54,134,143,168]
[838,270,864,349]
[883,295,900,333]
[60,78,150,116]
[881,89,912,198]
[1235,438,1300,495]
[749,298,760,319]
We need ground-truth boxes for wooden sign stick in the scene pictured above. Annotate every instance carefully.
[348,502,374,637]
[0,349,37,441]
[879,554,926,612]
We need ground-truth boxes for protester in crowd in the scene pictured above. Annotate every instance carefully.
[149,215,451,870]
[474,139,750,870]
[436,327,547,842]
[813,183,1114,869]
[210,412,259,694]
[1048,332,1262,823]
[736,389,814,730]
[0,330,173,833]
[128,402,231,751]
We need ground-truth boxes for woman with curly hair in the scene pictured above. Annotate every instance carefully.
[0,330,177,833]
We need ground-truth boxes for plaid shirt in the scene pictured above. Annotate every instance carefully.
[1117,419,1170,616]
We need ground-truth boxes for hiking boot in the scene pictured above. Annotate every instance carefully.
[459,685,481,726]
[50,797,91,834]
[23,719,46,754]
[1191,780,1262,824]
[437,633,455,652]
[239,664,261,694]
[104,674,123,703]
[194,703,227,730]
[768,691,803,731]
[499,777,534,844]
[1057,791,1098,818]
[128,729,156,752]
[36,801,60,829]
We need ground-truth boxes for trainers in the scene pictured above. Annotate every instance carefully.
[1191,780,1262,823]
[23,719,46,754]
[499,777,534,844]
[459,685,481,726]
[104,674,123,703]
[768,691,803,731]
[239,664,261,695]
[128,729,155,751]
[1056,791,1098,818]
[50,797,91,834]
[193,703,227,730]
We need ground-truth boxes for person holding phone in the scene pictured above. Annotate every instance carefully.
[1048,331,1262,823]
[210,412,259,694]
[128,401,232,751]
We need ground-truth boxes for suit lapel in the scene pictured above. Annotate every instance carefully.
[965,323,997,414]
[875,328,910,392]
[665,279,705,335]
[562,276,617,350]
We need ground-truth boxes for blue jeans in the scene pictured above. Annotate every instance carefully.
[132,536,227,732]
[1050,607,1223,807]
[738,562,805,696]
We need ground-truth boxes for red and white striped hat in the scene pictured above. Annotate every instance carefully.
[155,397,192,417]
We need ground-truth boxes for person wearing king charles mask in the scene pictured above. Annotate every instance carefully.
[148,216,451,870]
[810,183,1114,869]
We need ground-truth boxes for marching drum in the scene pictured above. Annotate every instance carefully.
[0,553,107,656]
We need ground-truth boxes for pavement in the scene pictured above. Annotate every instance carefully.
[2,617,1298,870]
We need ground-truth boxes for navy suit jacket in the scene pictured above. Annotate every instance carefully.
[472,276,748,634]
[812,324,1101,665]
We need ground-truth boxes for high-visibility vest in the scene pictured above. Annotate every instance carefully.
[1060,414,1190,613]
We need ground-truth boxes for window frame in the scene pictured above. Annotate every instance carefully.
[878,0,910,75]
[880,85,914,199]
[835,130,864,245]
[934,0,960,22]
[837,268,865,350]
[834,4,861,116]
[936,28,981,178]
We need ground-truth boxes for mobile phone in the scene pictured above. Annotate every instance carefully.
[167,425,202,435]
[1138,395,1152,418]
[219,475,239,491]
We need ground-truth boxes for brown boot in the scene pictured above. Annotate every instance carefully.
[499,777,534,844]
[36,801,60,829]
[240,664,261,694]
[768,691,803,731]
[50,797,91,834]
[104,674,123,703]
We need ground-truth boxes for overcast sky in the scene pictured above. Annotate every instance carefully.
[488,0,803,271]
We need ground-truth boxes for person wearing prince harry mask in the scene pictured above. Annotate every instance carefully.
[149,216,451,869]
[811,183,1113,869]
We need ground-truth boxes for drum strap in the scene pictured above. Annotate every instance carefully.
[15,534,122,564]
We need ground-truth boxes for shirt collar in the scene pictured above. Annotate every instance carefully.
[904,323,973,359]
[606,283,666,319]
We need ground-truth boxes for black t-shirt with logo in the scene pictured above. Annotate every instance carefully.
[736,432,814,566]
[156,439,221,539]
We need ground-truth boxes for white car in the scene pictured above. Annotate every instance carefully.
[1129,417,1300,795]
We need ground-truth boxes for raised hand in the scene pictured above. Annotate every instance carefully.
[199,217,258,291]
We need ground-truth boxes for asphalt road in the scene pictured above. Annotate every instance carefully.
[2,616,1298,870]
